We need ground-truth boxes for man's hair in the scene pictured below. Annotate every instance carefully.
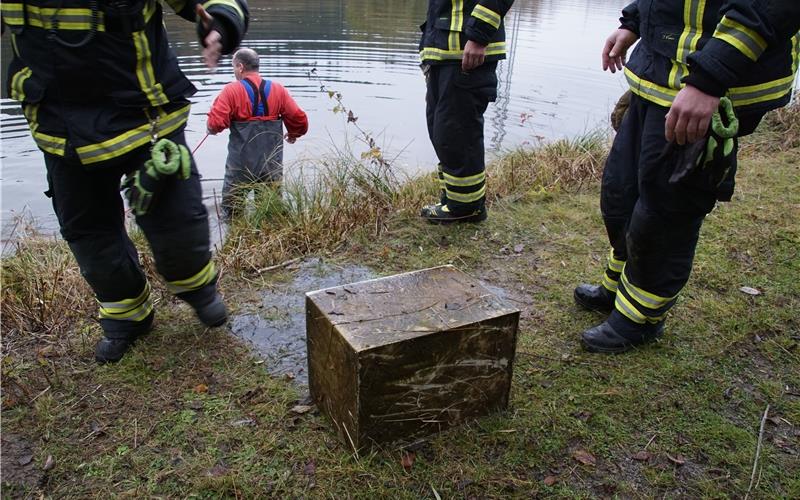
[233,48,259,72]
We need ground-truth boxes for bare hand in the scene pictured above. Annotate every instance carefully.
[602,29,638,73]
[284,134,297,144]
[196,5,222,69]
[462,40,486,71]
[665,85,720,144]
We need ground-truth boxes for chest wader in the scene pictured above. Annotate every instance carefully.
[222,78,284,216]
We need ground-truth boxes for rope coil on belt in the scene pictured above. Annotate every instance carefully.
[147,138,191,180]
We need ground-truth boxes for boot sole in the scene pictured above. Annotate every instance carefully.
[423,212,488,225]
[573,289,613,313]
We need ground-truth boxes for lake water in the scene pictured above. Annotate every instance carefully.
[0,0,628,244]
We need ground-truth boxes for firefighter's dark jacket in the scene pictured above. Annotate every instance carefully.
[619,0,800,115]
[419,0,514,64]
[2,0,249,166]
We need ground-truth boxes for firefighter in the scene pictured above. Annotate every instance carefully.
[207,47,308,218]
[418,0,515,224]
[575,0,800,353]
[2,0,249,363]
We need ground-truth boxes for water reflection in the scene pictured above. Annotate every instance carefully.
[0,0,628,241]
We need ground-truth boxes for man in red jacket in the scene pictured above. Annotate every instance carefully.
[207,48,308,217]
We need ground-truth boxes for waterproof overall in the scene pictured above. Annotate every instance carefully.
[222,78,284,214]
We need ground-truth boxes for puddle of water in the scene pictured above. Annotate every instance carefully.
[229,258,374,385]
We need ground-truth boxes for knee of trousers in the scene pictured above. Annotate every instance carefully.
[67,236,147,300]
[143,215,212,283]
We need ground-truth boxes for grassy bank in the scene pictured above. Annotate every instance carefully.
[1,106,798,498]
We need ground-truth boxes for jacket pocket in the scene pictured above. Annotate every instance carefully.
[649,24,683,61]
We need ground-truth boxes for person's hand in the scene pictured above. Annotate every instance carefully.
[196,4,222,69]
[284,134,297,144]
[665,85,720,144]
[462,40,487,71]
[602,29,638,73]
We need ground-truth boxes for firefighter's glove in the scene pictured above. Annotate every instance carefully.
[668,97,738,187]
[122,139,191,216]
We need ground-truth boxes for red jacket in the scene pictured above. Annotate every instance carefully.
[207,72,308,139]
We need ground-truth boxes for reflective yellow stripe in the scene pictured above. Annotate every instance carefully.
[602,274,618,293]
[671,0,705,88]
[445,185,486,203]
[202,0,244,22]
[614,292,647,324]
[143,0,158,23]
[728,74,795,107]
[10,67,32,102]
[23,105,66,156]
[99,283,152,320]
[76,105,190,164]
[624,67,679,108]
[0,3,106,31]
[607,249,625,273]
[442,171,485,187]
[714,16,767,62]
[133,30,169,107]
[449,0,463,51]
[472,4,501,30]
[167,261,217,294]
[420,42,507,61]
[620,272,677,310]
[99,299,153,321]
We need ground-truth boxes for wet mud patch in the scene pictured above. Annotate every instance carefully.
[229,258,374,385]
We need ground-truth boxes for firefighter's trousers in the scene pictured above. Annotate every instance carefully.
[599,94,739,327]
[426,62,498,213]
[44,130,218,339]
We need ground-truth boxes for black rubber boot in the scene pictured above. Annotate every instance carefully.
[95,311,155,364]
[581,311,665,354]
[195,292,228,327]
[420,203,487,225]
[574,284,615,312]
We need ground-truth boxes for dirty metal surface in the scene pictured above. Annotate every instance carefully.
[306,265,521,450]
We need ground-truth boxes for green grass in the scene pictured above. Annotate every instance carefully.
[2,117,799,497]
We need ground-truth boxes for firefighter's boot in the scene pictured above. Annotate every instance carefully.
[95,311,155,363]
[573,284,615,312]
[420,202,487,225]
[581,311,664,354]
[194,292,228,327]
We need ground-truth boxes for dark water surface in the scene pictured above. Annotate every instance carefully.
[0,0,628,242]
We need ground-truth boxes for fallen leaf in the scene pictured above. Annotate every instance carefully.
[573,449,596,466]
[633,450,652,462]
[303,459,316,476]
[291,405,314,415]
[768,416,783,426]
[400,451,416,471]
[667,454,686,466]
[513,244,525,254]
[17,454,33,466]
[739,286,761,296]
[543,476,557,486]
[193,384,208,394]
[43,455,55,471]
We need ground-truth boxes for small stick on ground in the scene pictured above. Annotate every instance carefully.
[256,257,302,274]
[745,404,769,500]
